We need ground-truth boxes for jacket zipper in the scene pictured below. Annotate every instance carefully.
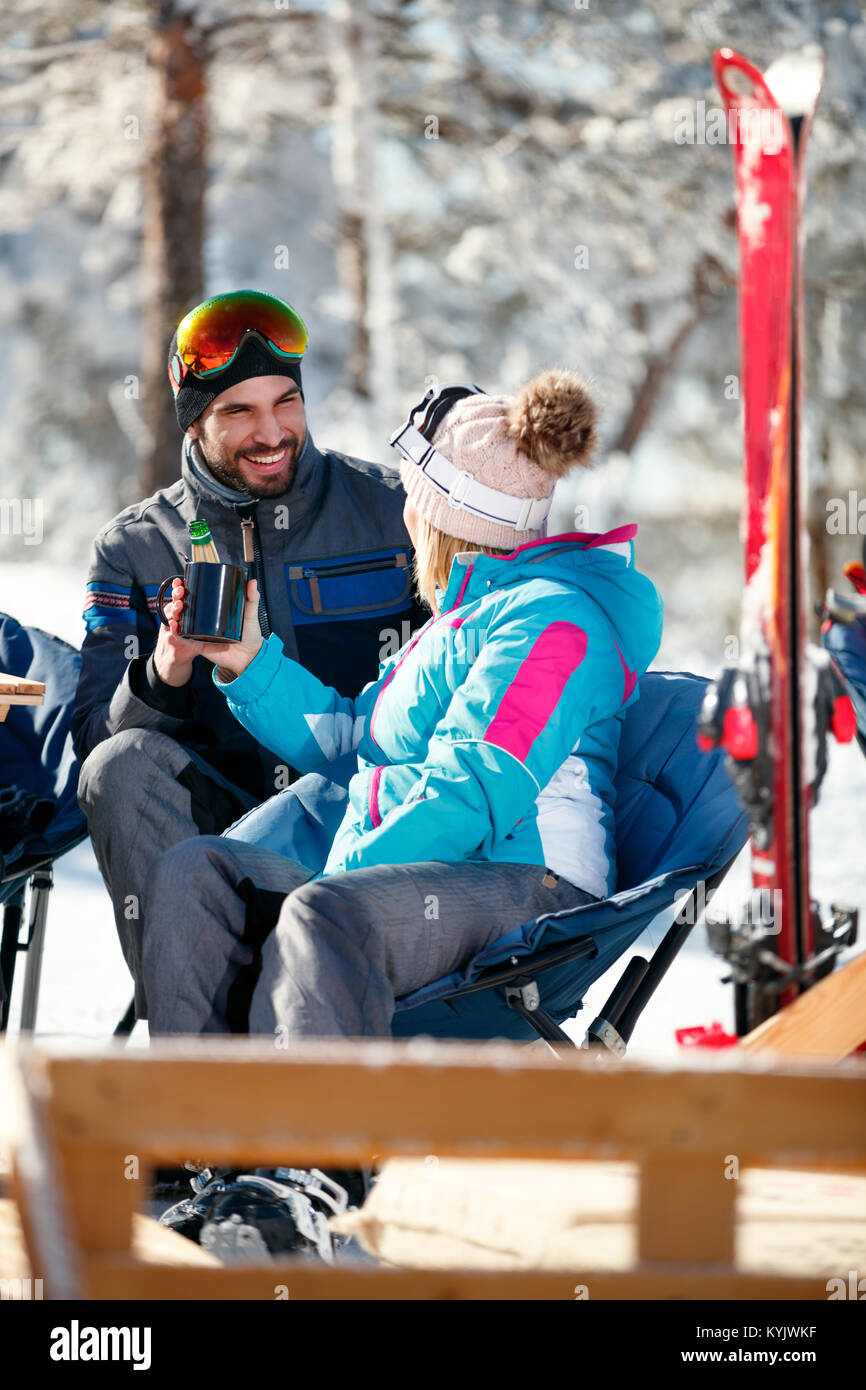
[300,553,408,581]
[249,513,272,638]
[367,563,477,750]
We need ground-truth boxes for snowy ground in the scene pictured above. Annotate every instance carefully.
[2,560,865,1056]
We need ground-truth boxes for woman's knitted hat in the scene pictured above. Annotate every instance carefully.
[398,369,598,549]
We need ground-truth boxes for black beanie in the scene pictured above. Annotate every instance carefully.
[171,335,305,431]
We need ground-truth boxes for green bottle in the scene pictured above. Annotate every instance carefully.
[188,519,220,564]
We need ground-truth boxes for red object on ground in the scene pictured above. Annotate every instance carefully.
[721,706,759,760]
[843,561,866,596]
[675,1022,740,1049]
[831,694,856,743]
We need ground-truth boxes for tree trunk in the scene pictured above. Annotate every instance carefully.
[330,0,396,430]
[807,426,831,640]
[612,255,732,456]
[139,2,207,497]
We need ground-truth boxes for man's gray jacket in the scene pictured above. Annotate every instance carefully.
[71,432,426,802]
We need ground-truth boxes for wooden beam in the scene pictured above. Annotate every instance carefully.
[0,675,45,695]
[80,1259,833,1301]
[741,951,866,1060]
[16,1040,866,1170]
[0,673,44,721]
[638,1154,736,1263]
[58,1149,137,1256]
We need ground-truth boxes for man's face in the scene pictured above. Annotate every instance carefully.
[187,375,307,498]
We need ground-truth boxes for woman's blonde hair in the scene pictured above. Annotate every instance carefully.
[412,512,511,613]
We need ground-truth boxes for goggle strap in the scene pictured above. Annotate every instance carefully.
[393,424,552,531]
[417,383,484,438]
[388,380,485,455]
[389,421,434,465]
[401,381,485,438]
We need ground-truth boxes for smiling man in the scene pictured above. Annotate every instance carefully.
[73,290,425,1020]
[187,374,305,496]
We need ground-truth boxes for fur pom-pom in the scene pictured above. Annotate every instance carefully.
[506,369,598,476]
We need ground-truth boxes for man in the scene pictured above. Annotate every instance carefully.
[73,290,425,1019]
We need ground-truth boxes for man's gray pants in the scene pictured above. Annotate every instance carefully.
[77,730,260,1019]
[141,838,599,1038]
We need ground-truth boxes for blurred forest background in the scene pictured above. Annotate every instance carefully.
[1,0,864,673]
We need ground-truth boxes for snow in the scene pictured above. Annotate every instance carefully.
[3,560,864,1059]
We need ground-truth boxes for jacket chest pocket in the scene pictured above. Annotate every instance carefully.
[286,549,412,625]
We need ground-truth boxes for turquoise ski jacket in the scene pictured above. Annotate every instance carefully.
[214,526,664,897]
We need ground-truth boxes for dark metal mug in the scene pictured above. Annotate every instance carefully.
[156,561,246,644]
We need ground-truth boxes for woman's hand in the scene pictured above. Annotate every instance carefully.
[159,577,265,683]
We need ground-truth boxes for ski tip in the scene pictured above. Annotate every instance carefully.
[713,47,764,105]
[714,45,824,120]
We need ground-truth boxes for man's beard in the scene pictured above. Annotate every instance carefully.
[198,434,302,498]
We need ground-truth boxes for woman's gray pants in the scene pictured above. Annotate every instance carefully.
[141,838,599,1039]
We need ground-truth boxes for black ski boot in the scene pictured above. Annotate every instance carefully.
[157,1167,236,1243]
[159,1166,370,1263]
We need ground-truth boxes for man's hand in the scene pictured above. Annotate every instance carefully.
[156,576,265,685]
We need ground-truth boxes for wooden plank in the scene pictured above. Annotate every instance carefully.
[0,674,45,696]
[9,1078,85,1299]
[741,951,866,1060]
[59,1149,136,1256]
[638,1154,736,1263]
[0,1198,31,1280]
[17,1040,866,1170]
[80,1259,833,1301]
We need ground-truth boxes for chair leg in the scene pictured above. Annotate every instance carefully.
[584,955,649,1054]
[616,855,740,1045]
[19,868,53,1034]
[0,884,26,1032]
[113,996,137,1038]
[505,980,577,1051]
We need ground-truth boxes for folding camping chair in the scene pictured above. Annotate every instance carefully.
[0,613,88,1032]
[390,670,750,1053]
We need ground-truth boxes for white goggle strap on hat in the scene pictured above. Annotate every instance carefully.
[389,382,553,533]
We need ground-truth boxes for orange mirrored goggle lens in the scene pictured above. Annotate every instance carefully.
[174,291,309,377]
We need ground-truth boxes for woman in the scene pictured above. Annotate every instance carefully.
[145,369,663,1257]
[144,368,663,1039]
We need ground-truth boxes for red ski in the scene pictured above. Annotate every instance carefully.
[697,47,858,1034]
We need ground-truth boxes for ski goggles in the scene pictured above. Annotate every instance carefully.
[168,291,309,398]
[389,381,553,532]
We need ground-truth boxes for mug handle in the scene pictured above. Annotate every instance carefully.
[156,576,183,629]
